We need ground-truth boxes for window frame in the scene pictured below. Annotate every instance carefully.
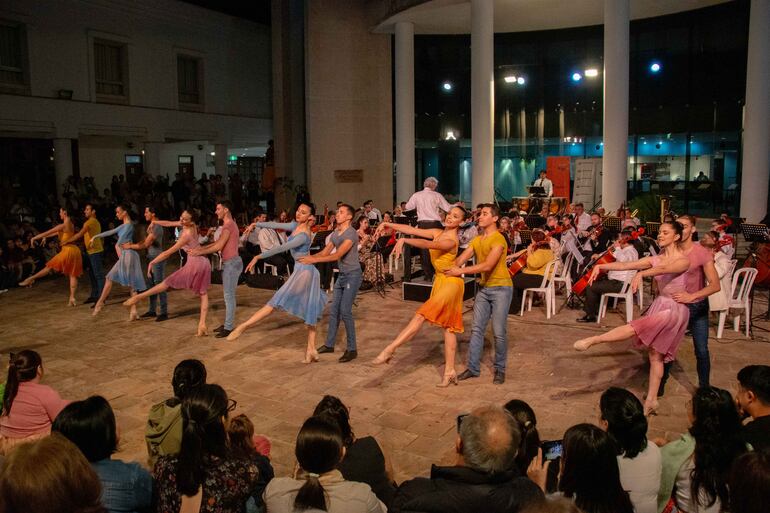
[175,50,204,112]
[0,20,31,95]
[92,37,130,104]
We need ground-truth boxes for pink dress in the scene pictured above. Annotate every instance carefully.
[164,232,211,296]
[629,256,690,362]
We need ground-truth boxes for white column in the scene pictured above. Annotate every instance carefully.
[214,144,228,177]
[53,138,73,202]
[740,0,770,222]
[602,0,630,210]
[144,142,162,176]
[395,21,415,204]
[471,0,494,207]
[559,108,565,155]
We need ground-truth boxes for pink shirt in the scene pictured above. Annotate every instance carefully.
[221,218,240,261]
[684,243,712,294]
[0,382,69,438]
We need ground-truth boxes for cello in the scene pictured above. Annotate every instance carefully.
[571,228,645,295]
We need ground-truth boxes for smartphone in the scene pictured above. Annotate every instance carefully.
[456,413,469,432]
[541,439,563,461]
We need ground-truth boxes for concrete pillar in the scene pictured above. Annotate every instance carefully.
[559,108,565,155]
[471,0,494,207]
[519,107,527,157]
[602,0,630,210]
[53,138,73,202]
[144,142,162,176]
[214,144,228,177]
[395,21,416,204]
[740,0,770,222]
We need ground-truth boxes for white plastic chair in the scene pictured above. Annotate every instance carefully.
[263,263,278,276]
[597,271,637,323]
[717,267,758,338]
[388,252,401,274]
[552,253,574,299]
[520,260,558,319]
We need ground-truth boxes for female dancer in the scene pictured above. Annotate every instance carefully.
[19,208,82,305]
[226,203,327,364]
[123,210,211,336]
[573,221,691,415]
[90,204,146,319]
[371,205,469,387]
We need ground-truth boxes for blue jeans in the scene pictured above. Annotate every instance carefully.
[663,299,710,387]
[325,269,363,351]
[147,259,167,315]
[86,251,105,300]
[466,286,514,375]
[222,257,243,330]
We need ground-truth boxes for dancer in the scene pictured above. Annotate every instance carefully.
[185,201,242,338]
[573,221,691,416]
[121,206,168,321]
[20,208,82,305]
[123,210,210,336]
[446,204,512,385]
[297,204,361,363]
[63,203,105,304]
[90,205,146,319]
[227,203,327,364]
[371,205,469,387]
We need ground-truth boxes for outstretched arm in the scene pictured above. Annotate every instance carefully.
[153,219,182,228]
[256,221,297,231]
[32,224,64,241]
[256,233,307,260]
[376,222,440,239]
[65,224,89,245]
[403,236,453,252]
[92,224,124,240]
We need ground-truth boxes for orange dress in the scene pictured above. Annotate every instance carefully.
[416,237,464,333]
[45,231,83,278]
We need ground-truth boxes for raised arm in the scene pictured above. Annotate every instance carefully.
[153,219,182,228]
[403,235,454,252]
[377,222,440,239]
[595,256,654,273]
[92,224,124,240]
[256,221,297,231]
[31,224,65,242]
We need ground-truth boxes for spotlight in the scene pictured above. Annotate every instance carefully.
[584,68,599,78]
[517,77,525,85]
[504,75,517,83]
[445,130,457,141]
[650,62,661,73]
[442,82,453,92]
[572,72,582,82]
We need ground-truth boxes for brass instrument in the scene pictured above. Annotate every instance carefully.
[660,196,672,223]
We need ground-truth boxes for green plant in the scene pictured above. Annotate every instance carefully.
[627,192,660,223]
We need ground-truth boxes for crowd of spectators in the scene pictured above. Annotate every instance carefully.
[0,350,768,513]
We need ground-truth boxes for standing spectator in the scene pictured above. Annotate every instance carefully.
[735,365,770,451]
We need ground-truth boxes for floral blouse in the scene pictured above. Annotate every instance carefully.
[153,454,259,513]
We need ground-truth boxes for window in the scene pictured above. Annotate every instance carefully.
[94,40,127,99]
[177,55,202,106]
[0,22,27,88]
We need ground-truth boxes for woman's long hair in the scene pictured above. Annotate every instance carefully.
[294,415,344,512]
[227,414,257,460]
[313,395,355,447]
[599,387,648,458]
[176,384,229,496]
[169,359,207,406]
[689,386,746,509]
[2,350,42,416]
[504,399,541,475]
[560,424,634,513]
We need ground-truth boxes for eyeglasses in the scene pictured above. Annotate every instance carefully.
[227,399,237,413]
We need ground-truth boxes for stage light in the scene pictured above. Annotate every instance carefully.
[650,62,661,73]
[517,77,525,85]
[445,130,457,140]
[442,82,453,91]
[572,72,582,82]
[584,68,599,78]
[504,75,517,83]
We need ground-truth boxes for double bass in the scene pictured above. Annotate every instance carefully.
[744,242,770,288]
[571,228,645,295]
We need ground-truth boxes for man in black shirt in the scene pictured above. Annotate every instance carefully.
[736,365,770,452]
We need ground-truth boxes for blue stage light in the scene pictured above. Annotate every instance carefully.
[572,72,582,82]
[650,62,661,73]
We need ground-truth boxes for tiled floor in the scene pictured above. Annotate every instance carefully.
[1,276,768,482]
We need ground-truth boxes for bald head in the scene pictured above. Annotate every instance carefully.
[460,405,519,473]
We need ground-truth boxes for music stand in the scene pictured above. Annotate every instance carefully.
[645,222,661,239]
[527,186,546,197]
[524,215,544,229]
[603,216,621,232]
[519,230,532,246]
[740,223,770,243]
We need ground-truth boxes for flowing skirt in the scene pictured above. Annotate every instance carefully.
[416,274,464,333]
[45,245,83,278]
[268,262,327,326]
[106,249,146,291]
[630,296,690,363]
[164,255,211,296]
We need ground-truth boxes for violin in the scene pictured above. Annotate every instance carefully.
[715,218,733,233]
[572,228,645,295]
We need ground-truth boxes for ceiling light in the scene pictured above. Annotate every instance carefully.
[517,77,525,85]
[650,62,661,73]
[572,72,582,82]
[584,68,599,78]
[442,82,453,91]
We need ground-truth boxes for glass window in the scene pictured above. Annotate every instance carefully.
[94,40,127,98]
[177,55,201,105]
[0,22,25,86]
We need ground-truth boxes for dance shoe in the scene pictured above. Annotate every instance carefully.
[436,370,458,388]
[457,369,479,381]
[215,329,232,339]
[317,345,334,354]
[372,349,395,365]
[214,325,225,333]
[338,350,357,363]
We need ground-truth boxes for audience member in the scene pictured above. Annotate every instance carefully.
[227,414,275,513]
[52,395,152,513]
[736,364,770,451]
[728,451,770,513]
[504,399,542,477]
[392,405,543,513]
[521,497,585,513]
[264,414,385,513]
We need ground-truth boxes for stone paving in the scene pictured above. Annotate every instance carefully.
[1,275,768,482]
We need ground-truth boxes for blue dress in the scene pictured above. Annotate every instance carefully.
[257,222,327,326]
[93,223,147,291]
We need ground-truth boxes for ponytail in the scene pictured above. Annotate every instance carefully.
[295,473,327,512]
[2,351,42,416]
[293,415,344,512]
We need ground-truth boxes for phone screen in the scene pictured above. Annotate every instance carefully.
[542,439,563,461]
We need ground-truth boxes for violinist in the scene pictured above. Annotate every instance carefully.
[499,215,513,249]
[580,212,615,256]
[509,229,554,312]
[508,212,527,252]
[576,228,639,323]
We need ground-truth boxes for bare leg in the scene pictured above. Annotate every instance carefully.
[128,289,138,320]
[645,349,664,416]
[19,267,52,287]
[93,280,113,315]
[68,276,78,306]
[437,330,458,387]
[303,326,319,364]
[124,282,170,306]
[226,304,275,341]
[372,314,426,364]
[196,293,209,336]
[574,323,636,351]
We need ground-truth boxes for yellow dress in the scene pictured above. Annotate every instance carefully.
[45,231,83,278]
[416,236,464,333]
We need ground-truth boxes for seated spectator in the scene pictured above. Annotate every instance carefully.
[599,388,661,513]
[313,395,396,506]
[0,350,69,455]
[735,364,770,451]
[145,359,207,466]
[153,384,260,513]
[265,414,385,513]
[0,432,107,513]
[392,405,543,513]
[657,386,746,513]
[52,395,152,513]
[227,414,275,513]
[729,451,770,513]
[504,399,542,476]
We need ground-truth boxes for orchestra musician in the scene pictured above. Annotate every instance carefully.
[576,228,640,323]
[579,212,615,256]
[509,229,554,313]
[532,170,553,198]
[572,203,592,232]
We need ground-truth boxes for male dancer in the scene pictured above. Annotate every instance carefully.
[65,203,105,304]
[446,204,512,384]
[122,206,168,321]
[187,201,242,338]
[659,214,720,393]
[298,204,360,362]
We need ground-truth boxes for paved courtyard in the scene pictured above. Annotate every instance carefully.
[1,275,768,482]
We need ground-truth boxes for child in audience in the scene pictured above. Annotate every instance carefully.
[227,414,275,513]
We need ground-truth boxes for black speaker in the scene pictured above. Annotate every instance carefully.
[402,278,476,303]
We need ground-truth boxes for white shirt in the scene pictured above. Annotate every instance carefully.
[533,177,553,197]
[240,225,261,246]
[258,228,282,252]
[675,456,722,513]
[608,245,639,282]
[365,208,382,223]
[405,187,453,222]
[575,212,592,232]
[617,441,662,513]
